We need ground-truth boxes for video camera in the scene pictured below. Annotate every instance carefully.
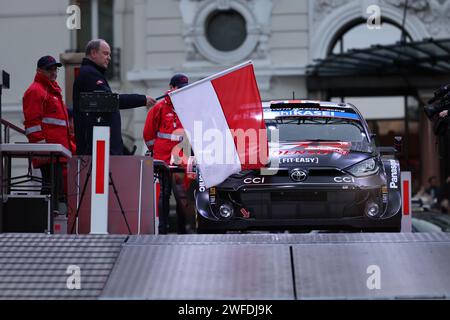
[424,84,450,119]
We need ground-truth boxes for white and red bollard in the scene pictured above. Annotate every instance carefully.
[90,126,110,234]
[401,171,412,232]
[153,175,160,235]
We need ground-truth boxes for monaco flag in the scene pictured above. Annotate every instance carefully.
[169,61,268,188]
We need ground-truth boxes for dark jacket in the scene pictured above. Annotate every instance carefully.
[73,58,146,155]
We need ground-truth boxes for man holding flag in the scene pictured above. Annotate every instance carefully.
[143,74,190,234]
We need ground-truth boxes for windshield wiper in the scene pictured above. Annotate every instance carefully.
[283,139,344,142]
[302,139,343,142]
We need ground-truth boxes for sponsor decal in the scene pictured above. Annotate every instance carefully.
[389,160,399,189]
[274,142,351,156]
[382,185,388,203]
[198,173,206,192]
[243,177,265,184]
[381,186,389,203]
[267,109,360,120]
[240,208,250,219]
[280,157,318,164]
[209,188,216,204]
[333,176,355,183]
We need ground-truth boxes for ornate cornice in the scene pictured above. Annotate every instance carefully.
[312,0,352,27]
[179,0,272,64]
[312,0,449,38]
[383,0,450,37]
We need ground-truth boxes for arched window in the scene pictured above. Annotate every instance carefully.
[327,21,418,178]
[329,21,412,55]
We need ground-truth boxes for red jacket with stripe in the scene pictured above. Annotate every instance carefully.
[143,93,185,165]
[22,72,74,167]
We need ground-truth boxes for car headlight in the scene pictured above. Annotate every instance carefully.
[347,158,379,177]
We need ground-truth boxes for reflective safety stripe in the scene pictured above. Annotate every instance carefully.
[146,139,155,147]
[157,132,183,141]
[42,117,67,126]
[25,125,42,135]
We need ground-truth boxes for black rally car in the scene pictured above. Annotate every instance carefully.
[195,100,402,232]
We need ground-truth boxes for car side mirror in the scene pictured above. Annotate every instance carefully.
[394,136,403,153]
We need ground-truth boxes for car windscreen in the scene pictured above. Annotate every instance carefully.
[265,117,367,143]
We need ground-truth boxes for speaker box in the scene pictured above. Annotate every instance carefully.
[2,195,51,233]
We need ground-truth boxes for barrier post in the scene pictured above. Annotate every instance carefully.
[90,126,110,234]
[153,175,159,235]
[401,171,412,232]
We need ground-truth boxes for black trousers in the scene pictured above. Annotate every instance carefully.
[158,171,186,234]
[40,163,66,210]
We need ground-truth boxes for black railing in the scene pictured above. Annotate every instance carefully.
[1,118,25,143]
[0,118,28,195]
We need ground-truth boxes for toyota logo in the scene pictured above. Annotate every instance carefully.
[290,169,307,182]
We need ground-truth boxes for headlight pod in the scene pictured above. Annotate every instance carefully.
[346,158,379,177]
[230,170,252,178]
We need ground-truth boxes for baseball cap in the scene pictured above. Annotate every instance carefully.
[170,74,189,88]
[37,56,62,70]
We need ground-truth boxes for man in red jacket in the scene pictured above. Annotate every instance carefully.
[143,74,189,234]
[22,55,75,215]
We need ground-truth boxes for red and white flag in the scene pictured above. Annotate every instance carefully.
[169,61,268,188]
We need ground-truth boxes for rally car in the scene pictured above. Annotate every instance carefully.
[195,100,402,232]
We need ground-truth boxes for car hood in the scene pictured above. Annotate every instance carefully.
[269,141,375,170]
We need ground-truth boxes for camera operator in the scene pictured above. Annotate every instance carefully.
[73,39,156,155]
[424,84,450,120]
[424,84,450,136]
[424,84,450,198]
[143,74,189,234]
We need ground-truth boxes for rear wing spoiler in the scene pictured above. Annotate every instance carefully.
[269,100,321,109]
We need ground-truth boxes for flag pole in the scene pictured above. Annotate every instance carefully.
[168,60,253,97]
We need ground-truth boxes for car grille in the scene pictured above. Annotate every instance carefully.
[307,168,344,176]
[236,189,371,219]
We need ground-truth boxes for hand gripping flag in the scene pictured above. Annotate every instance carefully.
[169,61,268,188]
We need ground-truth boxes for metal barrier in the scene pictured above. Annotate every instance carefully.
[1,118,26,143]
[0,118,27,195]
